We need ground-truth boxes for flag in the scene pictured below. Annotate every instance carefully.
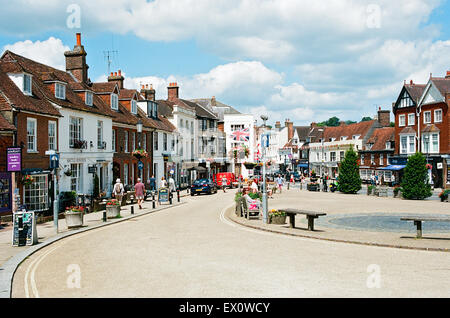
[231,128,250,142]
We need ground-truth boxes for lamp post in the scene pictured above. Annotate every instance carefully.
[318,128,324,177]
[260,115,269,224]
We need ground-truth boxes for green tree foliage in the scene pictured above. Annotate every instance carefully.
[401,152,432,200]
[338,146,362,194]
[345,120,356,125]
[361,117,372,122]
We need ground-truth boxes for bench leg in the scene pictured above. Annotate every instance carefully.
[307,216,315,231]
[414,221,422,239]
[289,214,295,228]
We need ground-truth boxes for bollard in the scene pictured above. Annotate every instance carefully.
[169,192,173,205]
[152,193,156,209]
[103,211,107,222]
[131,206,134,215]
[288,182,290,190]
[177,189,180,202]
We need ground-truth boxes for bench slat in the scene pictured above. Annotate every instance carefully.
[279,208,326,217]
[401,218,450,222]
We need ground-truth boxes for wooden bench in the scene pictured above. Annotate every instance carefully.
[377,187,389,197]
[278,208,327,231]
[240,197,261,220]
[401,216,450,238]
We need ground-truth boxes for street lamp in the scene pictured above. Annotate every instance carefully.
[137,119,143,180]
[260,115,269,224]
[318,128,324,177]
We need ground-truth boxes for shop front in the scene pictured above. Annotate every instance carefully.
[20,168,52,214]
[0,172,12,216]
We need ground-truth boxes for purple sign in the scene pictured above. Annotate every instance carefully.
[7,147,22,172]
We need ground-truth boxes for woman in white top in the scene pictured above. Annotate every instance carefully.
[160,177,168,188]
[251,179,258,193]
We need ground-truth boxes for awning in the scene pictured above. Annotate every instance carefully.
[379,165,406,171]
[188,166,207,173]
[297,164,308,168]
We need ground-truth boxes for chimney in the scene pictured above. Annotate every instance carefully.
[140,84,156,101]
[285,118,294,141]
[446,71,450,79]
[64,33,89,83]
[410,80,414,85]
[211,96,216,106]
[275,121,281,129]
[167,82,179,101]
[377,108,390,127]
[108,69,125,89]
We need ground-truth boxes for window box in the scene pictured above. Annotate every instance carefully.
[71,139,87,149]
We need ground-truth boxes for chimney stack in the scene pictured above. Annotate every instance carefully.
[167,82,179,101]
[64,33,89,83]
[275,121,281,129]
[377,108,390,127]
[141,84,156,101]
[285,118,294,141]
[446,71,450,79]
[211,96,216,106]
[108,70,125,89]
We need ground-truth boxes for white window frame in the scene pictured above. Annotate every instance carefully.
[131,100,137,114]
[379,154,384,166]
[131,132,136,151]
[399,115,406,127]
[23,174,48,212]
[422,133,439,154]
[69,117,83,147]
[85,91,93,106]
[112,129,116,152]
[55,83,66,100]
[340,136,348,141]
[424,111,431,124]
[371,154,375,165]
[48,121,57,151]
[434,109,442,123]
[27,118,37,152]
[70,163,83,193]
[23,74,32,95]
[360,155,364,165]
[352,135,361,140]
[124,131,129,153]
[111,93,119,110]
[97,121,104,149]
[124,163,129,186]
[408,113,415,126]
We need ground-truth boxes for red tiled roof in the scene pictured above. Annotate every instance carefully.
[0,112,15,131]
[91,82,118,94]
[323,120,375,141]
[405,84,426,102]
[365,127,394,151]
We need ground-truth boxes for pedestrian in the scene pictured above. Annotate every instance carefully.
[323,174,328,192]
[149,175,156,192]
[290,174,294,185]
[251,179,258,193]
[276,174,283,193]
[391,174,396,186]
[168,175,176,192]
[222,176,227,192]
[134,178,145,209]
[113,178,124,205]
[160,176,167,188]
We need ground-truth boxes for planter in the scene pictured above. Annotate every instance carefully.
[244,163,256,170]
[106,205,121,218]
[307,183,319,192]
[270,215,286,225]
[64,210,84,229]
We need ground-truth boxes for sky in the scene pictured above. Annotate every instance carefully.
[0,0,449,126]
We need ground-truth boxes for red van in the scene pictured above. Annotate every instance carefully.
[213,172,236,188]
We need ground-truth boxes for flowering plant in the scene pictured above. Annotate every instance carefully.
[426,164,432,170]
[22,175,34,186]
[106,199,121,206]
[438,189,450,201]
[132,149,148,158]
[268,209,286,217]
[66,206,84,212]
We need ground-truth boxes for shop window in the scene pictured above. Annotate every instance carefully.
[24,174,49,212]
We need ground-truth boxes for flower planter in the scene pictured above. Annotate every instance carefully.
[133,154,143,160]
[64,210,84,229]
[270,215,286,225]
[244,163,256,170]
[106,205,121,218]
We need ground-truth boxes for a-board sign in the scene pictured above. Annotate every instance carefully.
[12,211,37,246]
[158,187,169,203]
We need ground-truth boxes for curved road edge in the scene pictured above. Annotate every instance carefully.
[0,202,186,298]
[223,205,450,253]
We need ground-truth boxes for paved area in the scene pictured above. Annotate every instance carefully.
[0,190,189,268]
[10,188,450,298]
[229,187,450,251]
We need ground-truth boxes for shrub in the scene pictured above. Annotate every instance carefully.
[401,153,432,200]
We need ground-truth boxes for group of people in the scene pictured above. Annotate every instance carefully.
[112,175,178,210]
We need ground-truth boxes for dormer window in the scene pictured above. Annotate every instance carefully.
[386,142,391,150]
[85,91,93,106]
[55,83,66,100]
[152,102,158,118]
[23,74,32,95]
[131,100,137,114]
[341,136,348,141]
[111,93,118,110]
[352,135,361,140]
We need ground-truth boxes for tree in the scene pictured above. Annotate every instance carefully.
[361,117,372,122]
[337,146,362,194]
[345,120,356,125]
[401,152,432,200]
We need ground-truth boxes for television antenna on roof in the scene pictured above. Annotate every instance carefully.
[103,50,118,75]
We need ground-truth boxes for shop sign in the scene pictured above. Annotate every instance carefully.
[7,147,22,172]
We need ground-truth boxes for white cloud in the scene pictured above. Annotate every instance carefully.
[2,37,69,70]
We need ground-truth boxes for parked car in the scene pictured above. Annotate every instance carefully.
[292,171,301,182]
[213,172,236,188]
[191,179,218,195]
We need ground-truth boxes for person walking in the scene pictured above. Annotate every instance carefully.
[290,173,294,186]
[149,175,156,192]
[276,175,284,193]
[134,178,145,209]
[113,178,124,206]
[221,176,227,192]
[160,176,168,188]
[168,175,176,193]
[322,174,328,192]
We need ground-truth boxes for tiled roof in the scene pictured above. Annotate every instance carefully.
[295,126,310,141]
[119,88,137,100]
[155,99,176,118]
[0,113,15,131]
[422,124,440,133]
[400,127,416,134]
[405,84,426,102]
[1,51,116,118]
[91,82,117,94]
[323,120,375,141]
[365,127,394,151]
[431,78,450,97]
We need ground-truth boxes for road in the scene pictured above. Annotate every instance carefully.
[12,190,450,298]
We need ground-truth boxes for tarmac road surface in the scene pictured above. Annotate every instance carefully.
[12,190,450,298]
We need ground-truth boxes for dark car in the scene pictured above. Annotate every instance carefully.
[191,179,218,196]
[293,171,301,182]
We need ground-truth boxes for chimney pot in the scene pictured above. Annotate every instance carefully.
[114,72,117,76]
[410,80,413,85]
[76,33,81,46]
[118,70,121,76]
[446,71,450,78]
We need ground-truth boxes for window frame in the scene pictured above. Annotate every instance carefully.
[69,117,83,148]
[434,109,442,123]
[407,113,415,126]
[111,93,119,110]
[27,118,37,152]
[23,74,32,95]
[424,111,431,124]
[48,120,57,151]
[85,91,93,106]
[97,120,104,149]
[131,99,137,114]
[399,114,406,127]
[55,83,66,100]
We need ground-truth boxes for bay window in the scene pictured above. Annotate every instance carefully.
[422,133,439,154]
[400,135,416,154]
[24,174,48,211]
